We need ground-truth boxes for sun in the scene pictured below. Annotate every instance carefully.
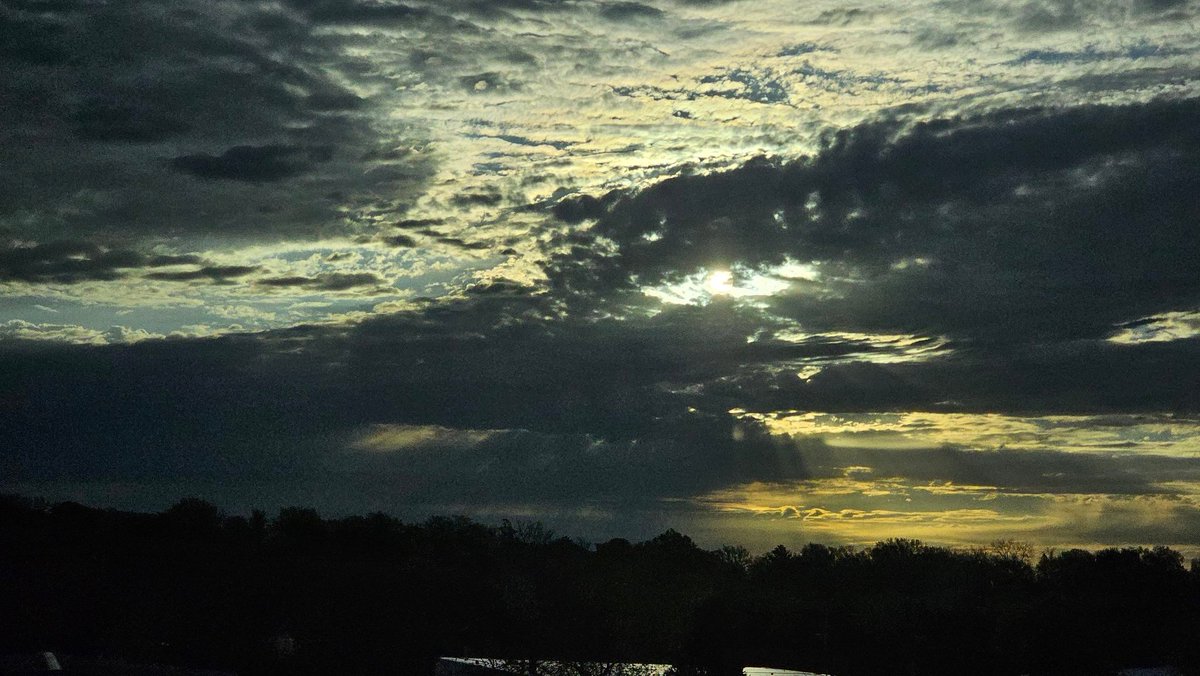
[705,269,735,296]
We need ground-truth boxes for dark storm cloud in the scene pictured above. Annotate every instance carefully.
[146,254,205,267]
[599,1,665,20]
[4,0,1200,536]
[309,272,387,291]
[257,271,387,291]
[450,0,573,18]
[279,0,600,36]
[304,91,366,111]
[169,145,329,183]
[395,218,446,229]
[4,257,1194,519]
[73,100,191,143]
[0,295,910,501]
[552,193,617,223]
[143,265,260,283]
[436,237,492,251]
[3,210,1199,518]
[548,96,1200,344]
[468,132,579,150]
[465,279,538,296]
[698,337,1200,415]
[0,12,69,65]
[276,0,499,32]
[1055,65,1200,97]
[0,241,141,283]
[451,191,504,207]
[281,0,428,24]
[0,241,205,284]
[335,421,807,506]
[0,0,436,244]
[320,296,881,441]
[382,234,419,247]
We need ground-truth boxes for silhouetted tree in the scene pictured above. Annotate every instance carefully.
[3,492,1200,676]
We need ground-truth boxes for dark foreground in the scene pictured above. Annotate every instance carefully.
[3,494,1199,675]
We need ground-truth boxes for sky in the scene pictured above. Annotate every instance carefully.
[2,0,1200,553]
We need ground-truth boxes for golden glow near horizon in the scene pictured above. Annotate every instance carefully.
[736,411,1200,456]
[694,478,1200,556]
[681,411,1200,553]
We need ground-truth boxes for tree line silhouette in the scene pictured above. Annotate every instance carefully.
[2,493,1199,675]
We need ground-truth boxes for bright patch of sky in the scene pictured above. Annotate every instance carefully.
[734,410,1200,456]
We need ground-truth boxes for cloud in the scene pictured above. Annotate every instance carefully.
[351,423,499,453]
[2,250,1198,543]
[0,241,130,283]
[0,240,187,283]
[143,265,260,283]
[169,145,329,183]
[0,0,437,244]
[73,100,192,143]
[281,0,432,24]
[451,191,504,207]
[697,68,792,104]
[304,91,366,112]
[547,97,1200,345]
[147,254,205,267]
[701,337,1200,415]
[599,2,665,21]
[1131,0,1192,16]
[9,276,1189,505]
[0,295,844,497]
[784,436,1200,496]
[1109,311,1200,344]
[7,291,1198,545]
[552,192,617,223]
[776,42,836,57]
[436,237,492,251]
[0,320,160,345]
[1008,42,1187,65]
[806,8,870,25]
[382,234,419,248]
[258,271,388,291]
[1015,0,1087,31]
[0,240,283,292]
[5,0,1200,548]
[458,72,521,93]
[468,132,579,151]
[0,12,69,65]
